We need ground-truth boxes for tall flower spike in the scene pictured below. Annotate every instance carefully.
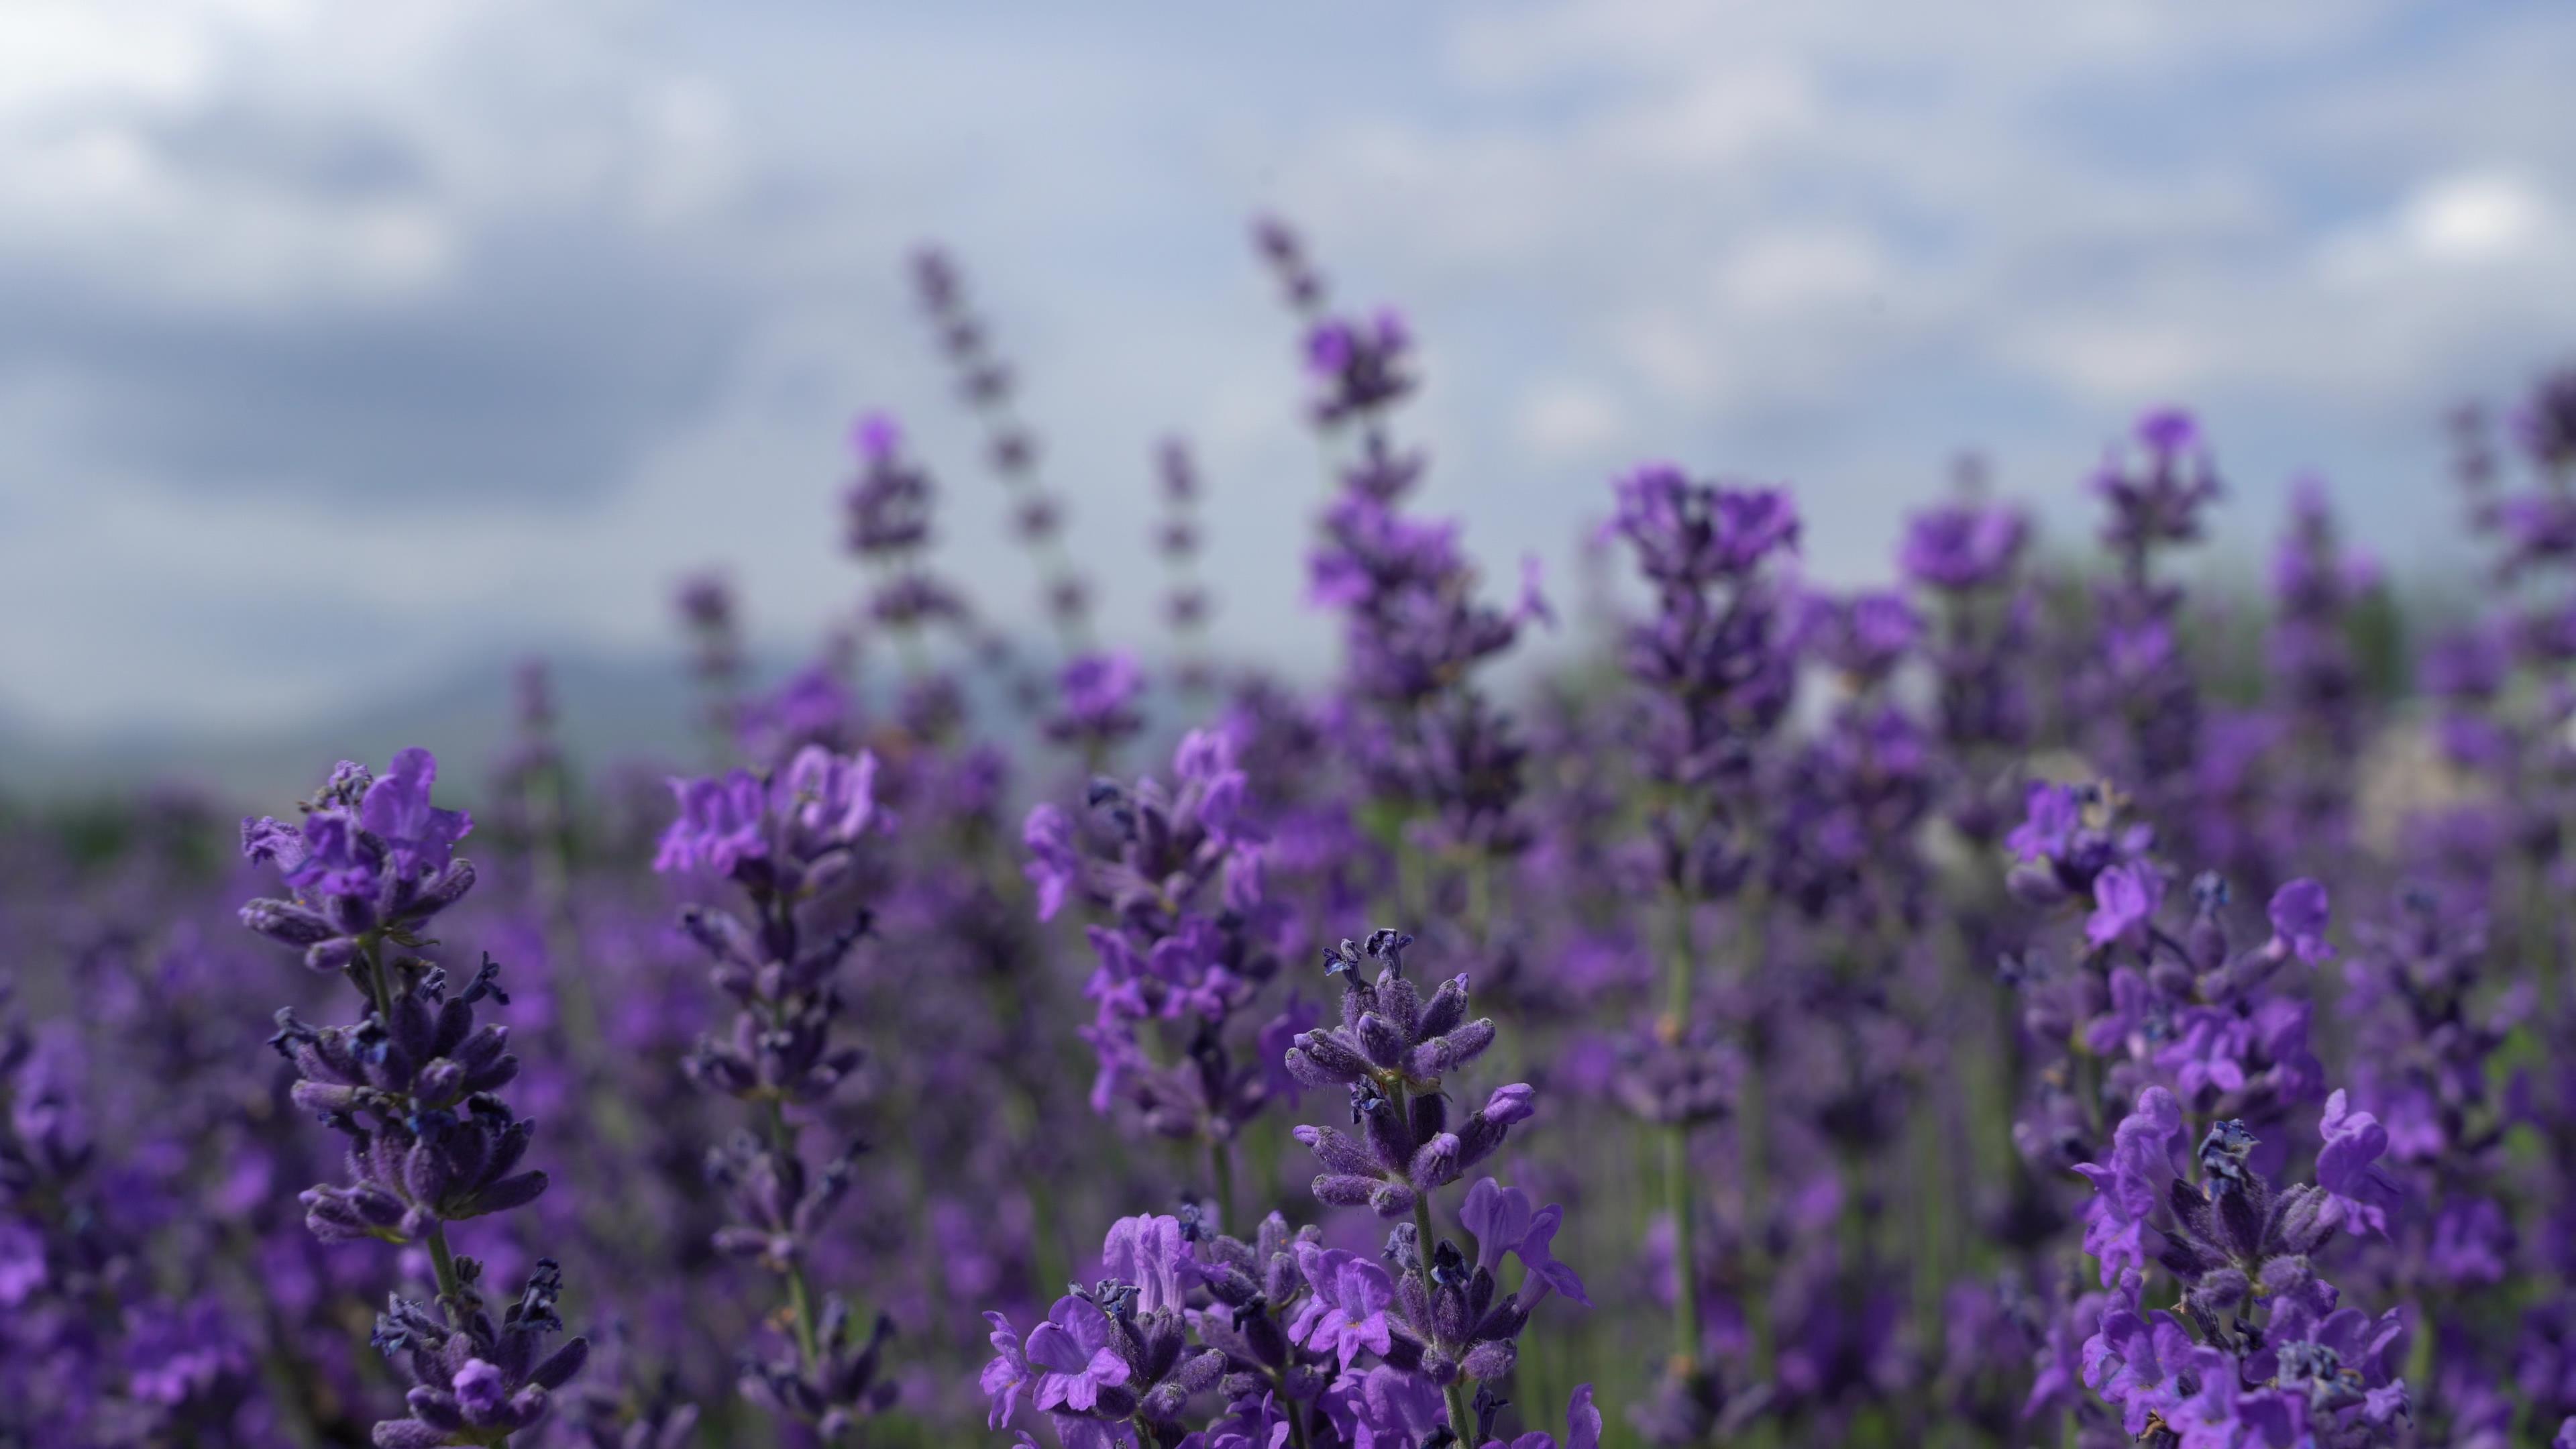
[659,743,891,1438]
[241,750,586,1448]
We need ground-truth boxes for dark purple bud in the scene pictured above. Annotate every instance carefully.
[1368,1181,1417,1218]
[1357,1014,1408,1069]
[531,1338,590,1391]
[1460,1340,1517,1382]
[1295,1124,1382,1177]
[1415,975,1470,1040]
[241,899,337,947]
[1481,1084,1535,1126]
[1409,1133,1462,1190]
[1313,1174,1379,1208]
[1288,1031,1371,1084]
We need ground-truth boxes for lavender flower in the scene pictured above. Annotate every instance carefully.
[241,749,587,1448]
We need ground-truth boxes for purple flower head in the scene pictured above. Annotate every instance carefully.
[2516,364,2576,472]
[674,570,735,631]
[452,1358,506,1419]
[239,748,479,966]
[853,410,900,462]
[1900,502,2027,590]
[981,1311,1032,1428]
[2266,878,2334,963]
[1287,1243,1395,1367]
[1023,803,1079,922]
[0,1220,43,1305]
[1803,588,1922,682]
[1483,1384,1602,1449]
[843,416,936,557]
[1459,1177,1534,1276]
[1026,1295,1131,1413]
[2086,862,2165,949]
[2421,623,2507,701]
[2314,1089,2397,1237]
[2071,1087,2184,1287]
[782,745,880,849]
[655,771,768,878]
[1049,651,1146,750]
[1303,308,1414,423]
[1607,466,1801,588]
[1100,1215,1195,1315]
[1458,1177,1591,1307]
[2008,782,2084,864]
[2081,1305,2196,1436]
[1511,1204,1589,1308]
[1314,1364,1446,1448]
[653,748,882,890]
[360,747,473,880]
[2094,408,2220,557]
[2137,407,2198,456]
[368,1260,587,1446]
[1481,1083,1536,1126]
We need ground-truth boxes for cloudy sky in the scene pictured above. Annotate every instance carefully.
[3,0,2572,740]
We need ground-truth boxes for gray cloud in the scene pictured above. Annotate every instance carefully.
[3,228,747,503]
[0,0,2570,737]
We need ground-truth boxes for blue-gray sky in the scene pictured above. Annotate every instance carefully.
[3,0,2573,738]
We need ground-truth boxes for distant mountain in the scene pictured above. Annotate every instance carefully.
[0,651,709,809]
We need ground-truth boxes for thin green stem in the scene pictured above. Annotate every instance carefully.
[763,1099,825,1375]
[1659,892,1704,1385]
[354,932,395,1022]
[1209,1135,1238,1236]
[1733,892,1776,1391]
[1664,1122,1701,1373]
[425,1224,463,1304]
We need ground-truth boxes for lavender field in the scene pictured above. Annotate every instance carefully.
[9,5,2576,1444]
[6,215,2576,1448]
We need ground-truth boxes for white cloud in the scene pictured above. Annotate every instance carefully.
[2404,172,2549,263]
[1519,380,1626,458]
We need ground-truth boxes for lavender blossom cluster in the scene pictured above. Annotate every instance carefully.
[6,225,2576,1449]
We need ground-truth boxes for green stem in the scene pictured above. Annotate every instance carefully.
[1209,1134,1238,1236]
[1665,1122,1701,1373]
[425,1224,463,1304]
[763,1099,826,1375]
[354,932,394,1022]
[1733,893,1776,1391]
[1659,892,1705,1383]
[1466,851,1495,950]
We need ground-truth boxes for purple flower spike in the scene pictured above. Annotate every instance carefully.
[1900,502,2027,590]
